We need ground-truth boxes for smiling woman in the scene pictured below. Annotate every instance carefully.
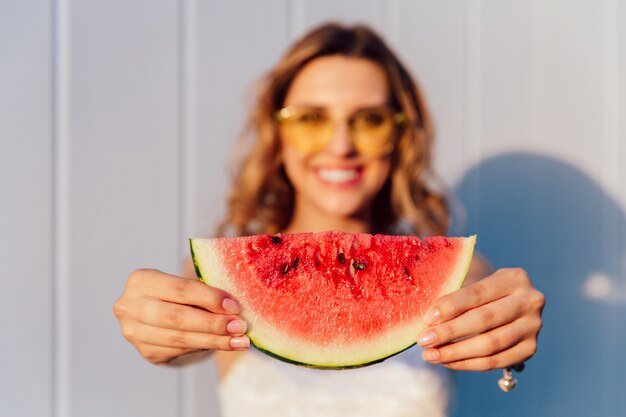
[218,23,449,238]
[113,22,545,417]
[280,56,394,231]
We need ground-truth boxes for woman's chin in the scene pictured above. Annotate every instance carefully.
[314,199,370,223]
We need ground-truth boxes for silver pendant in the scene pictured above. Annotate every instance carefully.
[498,368,517,392]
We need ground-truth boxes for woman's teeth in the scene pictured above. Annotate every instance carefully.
[317,168,359,183]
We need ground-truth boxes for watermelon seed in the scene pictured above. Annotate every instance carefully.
[292,257,299,269]
[403,267,415,284]
[281,263,290,275]
[270,235,283,245]
[352,260,367,271]
[338,252,346,264]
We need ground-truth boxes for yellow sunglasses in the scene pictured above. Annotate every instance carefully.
[275,105,407,156]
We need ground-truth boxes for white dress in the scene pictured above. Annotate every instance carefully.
[218,346,454,417]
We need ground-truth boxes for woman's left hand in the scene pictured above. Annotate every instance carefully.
[417,268,545,371]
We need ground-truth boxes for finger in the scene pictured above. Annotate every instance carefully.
[135,343,193,365]
[422,268,528,326]
[422,318,529,364]
[437,338,538,372]
[138,299,246,335]
[127,269,241,314]
[127,322,250,351]
[418,295,525,347]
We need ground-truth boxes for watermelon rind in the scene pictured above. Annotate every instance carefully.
[190,234,476,369]
[253,338,415,369]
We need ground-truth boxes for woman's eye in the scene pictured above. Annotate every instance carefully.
[299,112,326,124]
[358,112,385,127]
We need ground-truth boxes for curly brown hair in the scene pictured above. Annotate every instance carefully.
[217,22,449,237]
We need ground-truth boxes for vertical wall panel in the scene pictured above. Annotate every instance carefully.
[611,2,626,415]
[65,1,180,416]
[621,0,626,204]
[522,0,603,171]
[182,2,290,416]
[600,2,622,415]
[396,0,466,189]
[0,2,53,417]
[479,0,536,153]
[299,0,385,35]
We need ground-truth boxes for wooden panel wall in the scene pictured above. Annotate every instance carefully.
[2,1,624,416]
[1,2,54,416]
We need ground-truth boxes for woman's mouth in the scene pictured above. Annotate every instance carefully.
[315,167,362,187]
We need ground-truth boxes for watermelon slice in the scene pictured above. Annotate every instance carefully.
[190,232,475,369]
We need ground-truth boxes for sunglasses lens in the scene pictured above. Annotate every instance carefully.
[351,109,396,155]
[279,109,333,154]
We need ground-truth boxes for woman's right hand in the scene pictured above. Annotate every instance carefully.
[113,268,249,365]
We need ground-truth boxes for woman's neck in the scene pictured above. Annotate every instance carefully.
[283,205,371,235]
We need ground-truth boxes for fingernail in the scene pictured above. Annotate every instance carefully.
[227,319,247,335]
[423,308,440,325]
[422,348,440,362]
[230,336,250,349]
[418,330,437,346]
[222,298,240,314]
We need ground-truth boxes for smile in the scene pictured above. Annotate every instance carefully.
[316,167,362,185]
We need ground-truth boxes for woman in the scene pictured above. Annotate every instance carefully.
[114,23,544,416]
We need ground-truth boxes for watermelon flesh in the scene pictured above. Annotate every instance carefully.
[190,232,475,369]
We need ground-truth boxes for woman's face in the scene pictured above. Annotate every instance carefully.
[280,56,392,223]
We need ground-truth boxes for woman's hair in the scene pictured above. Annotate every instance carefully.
[216,22,449,237]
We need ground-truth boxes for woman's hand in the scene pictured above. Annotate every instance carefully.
[417,268,545,371]
[113,269,249,365]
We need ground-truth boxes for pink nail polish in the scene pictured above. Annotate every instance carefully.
[227,319,247,335]
[418,330,437,346]
[222,298,240,314]
[423,308,440,325]
[230,336,250,349]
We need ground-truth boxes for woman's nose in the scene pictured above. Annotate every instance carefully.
[325,121,357,156]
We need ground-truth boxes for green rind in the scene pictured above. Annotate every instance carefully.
[189,234,476,369]
[253,341,416,370]
[189,239,206,284]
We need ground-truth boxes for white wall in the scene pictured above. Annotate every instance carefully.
[1,1,624,417]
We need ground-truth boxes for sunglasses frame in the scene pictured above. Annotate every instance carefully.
[274,105,408,156]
